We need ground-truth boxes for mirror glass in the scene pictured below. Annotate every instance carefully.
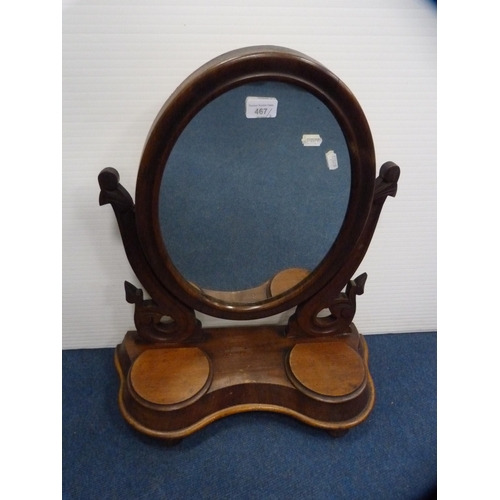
[159,81,350,304]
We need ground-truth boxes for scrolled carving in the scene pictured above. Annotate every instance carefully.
[98,167,134,213]
[124,282,202,343]
[287,273,367,338]
[286,162,400,338]
[98,168,202,344]
[316,273,367,331]
[374,161,400,204]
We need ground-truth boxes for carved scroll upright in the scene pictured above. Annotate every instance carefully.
[98,167,202,343]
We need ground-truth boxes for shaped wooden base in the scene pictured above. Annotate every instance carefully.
[115,324,375,443]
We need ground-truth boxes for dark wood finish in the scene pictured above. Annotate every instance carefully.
[98,46,400,441]
[134,46,376,320]
[115,325,374,441]
[98,168,202,344]
[287,162,400,338]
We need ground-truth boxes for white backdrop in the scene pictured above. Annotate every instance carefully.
[62,0,436,349]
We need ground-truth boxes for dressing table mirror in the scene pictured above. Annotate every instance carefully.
[98,46,400,443]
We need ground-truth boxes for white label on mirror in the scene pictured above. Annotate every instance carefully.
[245,97,278,118]
[301,134,323,146]
[325,150,339,170]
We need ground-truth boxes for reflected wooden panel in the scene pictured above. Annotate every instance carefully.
[193,267,310,303]
[268,268,310,297]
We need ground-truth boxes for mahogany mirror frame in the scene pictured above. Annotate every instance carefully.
[98,45,400,443]
[134,45,375,320]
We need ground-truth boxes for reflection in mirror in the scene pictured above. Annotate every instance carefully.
[159,81,350,304]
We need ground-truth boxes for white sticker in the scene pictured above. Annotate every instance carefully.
[245,96,278,118]
[301,134,323,147]
[325,150,339,170]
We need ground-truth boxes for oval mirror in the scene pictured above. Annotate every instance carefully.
[135,46,375,320]
[159,81,351,303]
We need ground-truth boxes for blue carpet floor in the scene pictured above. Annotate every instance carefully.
[62,332,436,499]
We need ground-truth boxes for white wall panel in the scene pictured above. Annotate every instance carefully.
[62,0,436,348]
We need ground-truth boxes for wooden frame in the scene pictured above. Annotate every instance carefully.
[98,46,400,443]
[135,46,375,320]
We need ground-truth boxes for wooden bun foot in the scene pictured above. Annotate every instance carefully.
[328,428,349,438]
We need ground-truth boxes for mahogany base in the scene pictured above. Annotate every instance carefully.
[114,324,375,442]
